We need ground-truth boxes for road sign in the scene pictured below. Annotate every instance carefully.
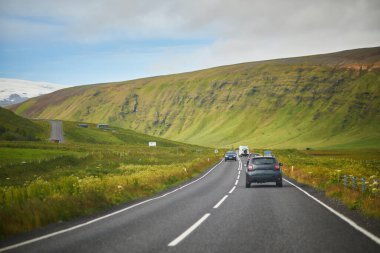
[214,149,219,154]
[149,142,157,147]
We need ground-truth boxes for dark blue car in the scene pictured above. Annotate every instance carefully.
[224,151,237,161]
[246,157,282,187]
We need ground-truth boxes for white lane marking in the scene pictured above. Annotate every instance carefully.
[284,178,380,246]
[237,155,242,171]
[234,179,239,185]
[237,175,240,180]
[168,213,211,247]
[228,186,236,194]
[238,171,241,175]
[213,195,229,209]
[0,161,224,253]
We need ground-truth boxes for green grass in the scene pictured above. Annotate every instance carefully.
[0,117,220,239]
[0,142,220,239]
[62,121,183,147]
[0,147,82,165]
[0,107,44,141]
[11,47,380,149]
[2,47,380,238]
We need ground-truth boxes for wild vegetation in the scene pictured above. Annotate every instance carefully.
[2,47,380,239]
[0,107,44,141]
[11,47,380,149]
[0,114,220,239]
[274,149,380,219]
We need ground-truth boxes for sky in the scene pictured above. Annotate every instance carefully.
[0,0,379,86]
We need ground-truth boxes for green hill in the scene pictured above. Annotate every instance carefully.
[0,106,192,147]
[0,107,44,141]
[11,47,380,148]
[61,121,191,147]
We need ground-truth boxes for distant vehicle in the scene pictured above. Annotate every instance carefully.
[246,157,283,188]
[246,153,262,166]
[263,150,273,157]
[97,124,109,129]
[224,151,237,161]
[239,146,250,157]
[248,153,261,159]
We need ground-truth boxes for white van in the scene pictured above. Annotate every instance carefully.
[238,146,249,157]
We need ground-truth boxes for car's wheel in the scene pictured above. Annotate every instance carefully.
[225,159,227,162]
[276,181,283,187]
[246,181,250,188]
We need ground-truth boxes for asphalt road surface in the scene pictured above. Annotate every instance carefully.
[49,120,64,143]
[1,157,379,253]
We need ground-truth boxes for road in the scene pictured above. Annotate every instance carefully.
[0,157,379,253]
[49,120,64,143]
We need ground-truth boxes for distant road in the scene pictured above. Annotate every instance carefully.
[49,120,64,143]
[0,157,379,252]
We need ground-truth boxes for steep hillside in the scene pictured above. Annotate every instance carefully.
[0,107,44,141]
[61,121,193,147]
[11,47,380,148]
[0,106,192,148]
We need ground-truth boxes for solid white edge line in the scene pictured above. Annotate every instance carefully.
[168,213,211,247]
[0,160,224,253]
[228,186,236,194]
[213,195,229,209]
[283,178,380,246]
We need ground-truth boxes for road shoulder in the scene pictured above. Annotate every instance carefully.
[284,176,380,238]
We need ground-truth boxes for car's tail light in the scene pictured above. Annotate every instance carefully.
[248,165,253,171]
[275,164,280,170]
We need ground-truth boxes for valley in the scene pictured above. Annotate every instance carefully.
[10,47,380,149]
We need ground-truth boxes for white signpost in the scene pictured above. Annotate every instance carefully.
[149,142,157,147]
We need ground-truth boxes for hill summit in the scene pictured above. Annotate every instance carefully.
[11,47,380,148]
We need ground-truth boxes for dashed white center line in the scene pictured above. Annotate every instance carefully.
[213,195,228,209]
[168,157,243,247]
[168,213,211,247]
[228,186,236,194]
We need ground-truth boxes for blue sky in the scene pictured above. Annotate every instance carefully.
[1,0,379,86]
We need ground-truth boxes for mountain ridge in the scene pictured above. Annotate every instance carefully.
[10,47,380,148]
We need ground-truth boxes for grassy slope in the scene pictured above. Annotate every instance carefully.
[11,47,380,148]
[61,121,188,147]
[0,113,217,238]
[0,107,45,141]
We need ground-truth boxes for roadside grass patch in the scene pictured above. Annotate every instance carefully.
[0,140,220,239]
[275,149,380,220]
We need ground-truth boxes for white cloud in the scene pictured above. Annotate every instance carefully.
[2,0,376,42]
[0,78,66,100]
[0,0,379,81]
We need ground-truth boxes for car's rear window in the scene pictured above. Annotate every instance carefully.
[227,151,235,154]
[252,158,275,165]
